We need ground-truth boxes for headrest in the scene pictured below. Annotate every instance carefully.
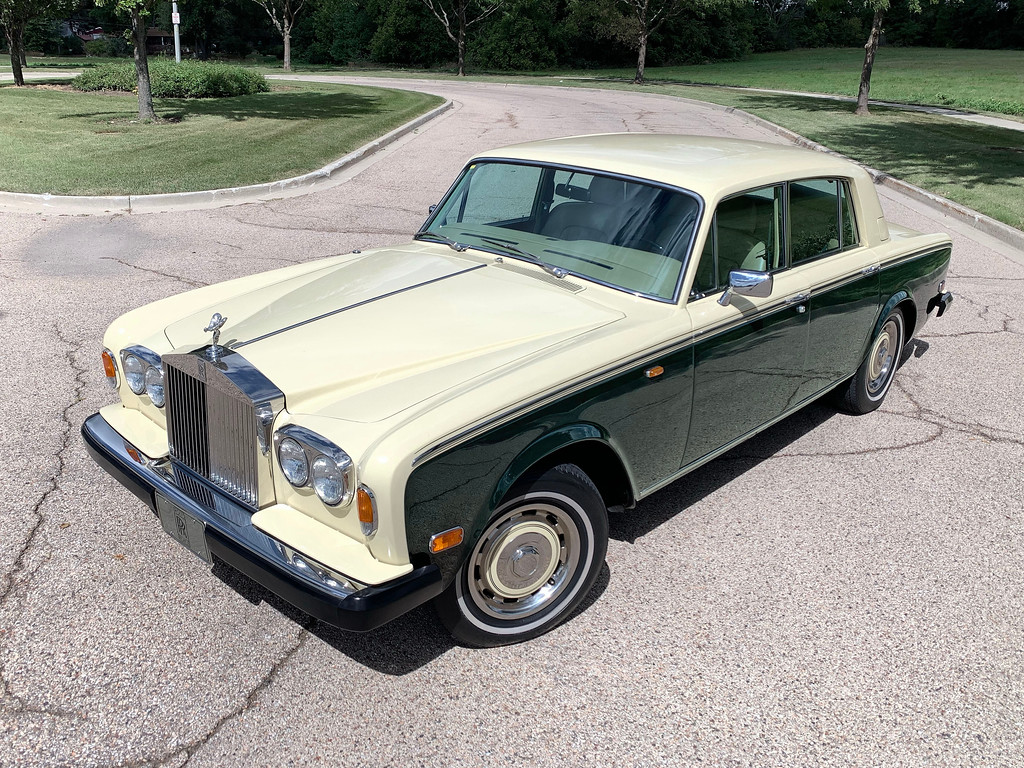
[589,176,625,205]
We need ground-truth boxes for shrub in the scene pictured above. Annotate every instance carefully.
[148,60,270,98]
[71,59,270,98]
[72,60,137,91]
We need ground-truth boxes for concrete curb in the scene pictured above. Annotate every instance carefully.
[0,99,453,215]
[654,93,1024,252]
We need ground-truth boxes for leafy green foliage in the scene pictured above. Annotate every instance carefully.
[72,59,271,97]
[23,17,84,55]
[83,37,131,57]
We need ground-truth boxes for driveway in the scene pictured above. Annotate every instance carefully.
[1,78,1021,767]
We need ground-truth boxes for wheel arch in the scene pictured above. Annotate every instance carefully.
[493,426,637,513]
[877,289,918,342]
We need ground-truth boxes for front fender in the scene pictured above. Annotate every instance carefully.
[492,423,612,509]
[404,420,632,587]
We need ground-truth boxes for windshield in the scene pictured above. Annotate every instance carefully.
[419,161,701,301]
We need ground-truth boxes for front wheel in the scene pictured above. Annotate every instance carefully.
[435,463,609,647]
[839,308,906,414]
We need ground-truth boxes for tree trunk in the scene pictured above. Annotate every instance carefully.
[456,7,467,76]
[6,25,25,87]
[855,9,884,116]
[131,9,157,121]
[283,28,291,71]
[634,32,648,84]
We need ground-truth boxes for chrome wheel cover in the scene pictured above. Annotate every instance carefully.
[466,501,581,622]
[867,317,899,397]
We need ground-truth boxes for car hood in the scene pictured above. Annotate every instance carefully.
[163,245,624,422]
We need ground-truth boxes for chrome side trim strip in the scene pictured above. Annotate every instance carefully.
[878,245,950,273]
[234,264,487,349]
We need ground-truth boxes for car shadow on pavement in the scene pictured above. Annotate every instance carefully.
[212,563,456,673]
[212,559,612,674]
[609,401,837,544]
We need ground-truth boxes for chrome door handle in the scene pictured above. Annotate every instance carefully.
[785,294,809,304]
[862,264,880,275]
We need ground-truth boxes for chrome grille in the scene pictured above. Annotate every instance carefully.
[164,352,279,510]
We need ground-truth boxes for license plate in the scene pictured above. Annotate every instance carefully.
[156,494,212,564]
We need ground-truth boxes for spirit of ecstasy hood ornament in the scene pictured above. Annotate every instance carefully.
[203,313,228,361]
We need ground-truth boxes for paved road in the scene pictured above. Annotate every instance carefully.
[1,78,1022,768]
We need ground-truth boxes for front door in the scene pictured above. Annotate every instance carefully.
[681,184,812,467]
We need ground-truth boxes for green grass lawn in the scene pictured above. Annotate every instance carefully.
[0,81,442,195]
[265,48,1024,119]
[576,48,1024,118]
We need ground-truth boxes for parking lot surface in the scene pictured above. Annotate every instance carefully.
[1,78,1022,767]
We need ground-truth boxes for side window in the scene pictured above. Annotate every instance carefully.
[789,178,859,264]
[689,185,783,301]
[691,222,717,299]
[714,185,783,286]
[454,164,542,226]
[841,181,859,249]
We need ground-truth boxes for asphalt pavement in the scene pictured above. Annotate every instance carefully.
[1,78,1022,768]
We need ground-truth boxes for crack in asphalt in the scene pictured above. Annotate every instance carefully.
[263,204,338,224]
[924,293,1022,338]
[894,376,1023,446]
[228,217,343,234]
[100,257,208,289]
[114,623,314,768]
[954,275,1024,282]
[0,324,86,715]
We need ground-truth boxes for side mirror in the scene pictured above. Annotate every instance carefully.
[428,204,437,214]
[718,269,773,306]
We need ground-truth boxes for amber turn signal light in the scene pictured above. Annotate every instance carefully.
[429,527,465,554]
[102,349,118,388]
[357,488,375,525]
[644,365,665,379]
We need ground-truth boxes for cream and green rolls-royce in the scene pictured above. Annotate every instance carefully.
[83,135,953,646]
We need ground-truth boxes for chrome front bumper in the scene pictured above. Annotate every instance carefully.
[81,413,442,632]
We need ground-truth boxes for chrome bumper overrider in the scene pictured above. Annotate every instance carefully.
[82,413,442,632]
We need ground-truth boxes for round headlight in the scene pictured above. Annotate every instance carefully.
[145,366,165,407]
[124,354,145,394]
[312,456,347,506]
[278,438,308,487]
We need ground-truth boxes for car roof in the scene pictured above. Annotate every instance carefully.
[471,134,865,199]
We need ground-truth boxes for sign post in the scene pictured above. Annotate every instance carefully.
[172,2,181,63]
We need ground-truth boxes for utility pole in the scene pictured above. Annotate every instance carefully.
[172,1,181,63]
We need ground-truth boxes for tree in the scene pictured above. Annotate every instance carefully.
[854,0,886,115]
[622,0,682,84]
[0,0,73,86]
[855,0,933,115]
[96,0,158,119]
[417,0,503,76]
[250,0,308,71]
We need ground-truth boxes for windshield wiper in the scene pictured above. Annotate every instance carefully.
[415,231,469,252]
[478,237,537,262]
[478,237,570,279]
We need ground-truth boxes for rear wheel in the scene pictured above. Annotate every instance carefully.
[435,463,609,647]
[839,308,906,414]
